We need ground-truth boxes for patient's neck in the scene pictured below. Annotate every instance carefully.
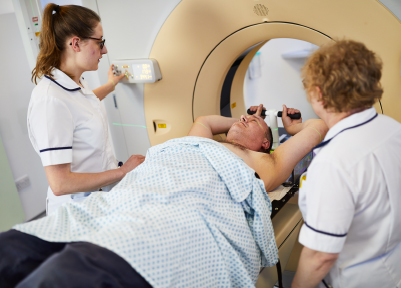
[219,140,248,151]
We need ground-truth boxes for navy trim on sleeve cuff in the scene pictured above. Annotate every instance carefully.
[45,75,81,92]
[40,146,73,153]
[305,221,347,237]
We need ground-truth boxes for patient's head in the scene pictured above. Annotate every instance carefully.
[301,39,383,113]
[226,115,272,153]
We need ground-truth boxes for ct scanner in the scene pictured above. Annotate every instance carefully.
[145,0,401,145]
[94,0,401,159]
[92,0,401,286]
[14,0,401,286]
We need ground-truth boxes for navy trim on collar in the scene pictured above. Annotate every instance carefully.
[313,113,378,151]
[40,146,72,153]
[305,222,347,237]
[45,75,81,92]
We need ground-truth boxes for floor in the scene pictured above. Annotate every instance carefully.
[28,211,46,221]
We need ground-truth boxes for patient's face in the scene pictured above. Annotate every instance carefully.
[226,115,269,152]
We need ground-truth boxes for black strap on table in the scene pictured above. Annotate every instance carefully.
[276,259,283,288]
[322,279,331,288]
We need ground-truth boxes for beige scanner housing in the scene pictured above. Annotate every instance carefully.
[142,0,401,286]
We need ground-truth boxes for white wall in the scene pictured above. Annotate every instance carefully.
[0,0,14,14]
[40,0,82,9]
[245,38,319,128]
[94,0,181,159]
[0,12,48,220]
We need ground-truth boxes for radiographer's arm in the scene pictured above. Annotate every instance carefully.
[44,156,144,196]
[29,98,145,196]
[292,247,338,288]
[254,105,328,190]
[292,156,355,287]
[92,64,125,101]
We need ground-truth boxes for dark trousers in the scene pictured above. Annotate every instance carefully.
[0,229,152,288]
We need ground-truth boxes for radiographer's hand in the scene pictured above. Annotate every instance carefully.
[108,64,125,86]
[248,104,266,119]
[93,65,127,101]
[120,155,146,177]
[282,105,302,135]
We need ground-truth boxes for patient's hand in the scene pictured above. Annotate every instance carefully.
[121,155,146,176]
[248,104,266,119]
[282,105,302,135]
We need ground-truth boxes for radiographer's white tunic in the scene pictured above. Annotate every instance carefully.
[27,69,118,215]
[298,107,401,288]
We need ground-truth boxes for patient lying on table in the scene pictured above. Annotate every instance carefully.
[0,105,327,288]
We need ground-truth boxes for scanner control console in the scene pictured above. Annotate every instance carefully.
[112,59,162,84]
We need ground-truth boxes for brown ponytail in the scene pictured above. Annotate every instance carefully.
[31,3,101,84]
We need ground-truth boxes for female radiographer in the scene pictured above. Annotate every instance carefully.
[292,40,401,288]
[29,4,145,215]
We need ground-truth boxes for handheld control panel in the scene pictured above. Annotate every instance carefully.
[112,59,162,83]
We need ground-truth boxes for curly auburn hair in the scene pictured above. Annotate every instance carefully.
[301,40,383,113]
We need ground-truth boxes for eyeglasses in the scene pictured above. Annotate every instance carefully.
[84,37,106,49]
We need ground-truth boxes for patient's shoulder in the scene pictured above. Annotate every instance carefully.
[220,142,278,190]
[220,142,273,168]
[249,150,275,169]
[220,141,249,157]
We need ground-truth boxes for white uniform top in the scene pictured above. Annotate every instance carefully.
[27,69,118,215]
[298,107,401,288]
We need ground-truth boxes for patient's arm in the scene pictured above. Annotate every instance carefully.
[188,104,268,139]
[252,107,328,191]
[188,115,239,139]
[282,105,303,135]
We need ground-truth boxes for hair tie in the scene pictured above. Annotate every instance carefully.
[54,5,60,13]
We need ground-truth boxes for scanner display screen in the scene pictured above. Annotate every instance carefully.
[293,151,313,182]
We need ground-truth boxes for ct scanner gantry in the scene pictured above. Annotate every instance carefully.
[144,0,401,147]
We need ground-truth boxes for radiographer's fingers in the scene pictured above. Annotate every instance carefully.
[121,155,146,176]
[117,72,125,81]
[109,64,115,77]
[109,64,126,85]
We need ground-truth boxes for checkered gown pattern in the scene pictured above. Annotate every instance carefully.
[14,136,278,287]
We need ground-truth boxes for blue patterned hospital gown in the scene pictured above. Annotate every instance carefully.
[14,136,278,287]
